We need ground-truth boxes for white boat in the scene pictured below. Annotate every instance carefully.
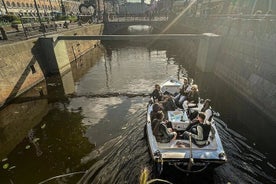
[145,78,227,174]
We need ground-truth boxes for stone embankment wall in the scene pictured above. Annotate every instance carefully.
[173,16,276,121]
[0,24,104,107]
[62,24,103,62]
[0,39,45,107]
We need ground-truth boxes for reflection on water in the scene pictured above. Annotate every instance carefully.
[0,41,275,184]
[0,82,49,160]
[75,46,179,96]
[128,25,153,34]
[61,70,75,95]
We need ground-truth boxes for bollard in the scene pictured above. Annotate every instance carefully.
[0,27,8,40]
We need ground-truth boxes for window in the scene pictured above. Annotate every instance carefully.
[30,3,33,8]
[6,1,11,7]
[11,2,16,7]
[22,2,25,7]
[17,2,20,7]
[26,3,29,7]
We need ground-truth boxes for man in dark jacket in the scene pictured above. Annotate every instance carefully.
[182,112,211,146]
[150,84,163,102]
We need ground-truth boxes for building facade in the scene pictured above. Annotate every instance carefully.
[0,0,81,16]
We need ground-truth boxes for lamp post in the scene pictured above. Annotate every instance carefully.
[1,0,9,14]
[48,0,54,20]
[97,0,100,22]
[60,0,66,16]
[19,12,28,38]
[34,0,46,36]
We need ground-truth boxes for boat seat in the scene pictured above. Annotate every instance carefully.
[157,137,217,150]
[188,103,198,108]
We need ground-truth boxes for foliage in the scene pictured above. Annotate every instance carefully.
[0,20,9,26]
[55,14,68,21]
[54,14,78,22]
[0,14,20,22]
[68,15,78,22]
[11,20,22,25]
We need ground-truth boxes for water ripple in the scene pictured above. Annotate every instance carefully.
[77,110,276,184]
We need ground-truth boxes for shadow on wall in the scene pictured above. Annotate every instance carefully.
[2,39,63,109]
[2,41,45,109]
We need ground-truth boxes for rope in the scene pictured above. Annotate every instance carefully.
[38,171,87,184]
[174,163,209,173]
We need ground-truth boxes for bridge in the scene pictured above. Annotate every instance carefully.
[103,16,169,34]
[38,33,219,81]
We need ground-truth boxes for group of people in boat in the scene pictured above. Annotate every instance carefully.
[150,78,215,147]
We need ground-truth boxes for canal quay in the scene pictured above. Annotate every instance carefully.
[1,0,276,184]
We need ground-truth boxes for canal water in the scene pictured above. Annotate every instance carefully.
[0,39,275,184]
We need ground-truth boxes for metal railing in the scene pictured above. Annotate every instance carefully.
[0,21,88,41]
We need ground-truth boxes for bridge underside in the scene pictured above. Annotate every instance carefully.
[56,34,208,42]
[103,21,169,34]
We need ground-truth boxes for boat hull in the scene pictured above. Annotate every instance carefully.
[146,78,227,173]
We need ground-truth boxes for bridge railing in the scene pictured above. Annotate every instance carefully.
[106,15,168,22]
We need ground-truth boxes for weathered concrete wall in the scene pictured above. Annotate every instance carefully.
[62,24,103,62]
[171,16,276,121]
[0,24,104,107]
[0,39,45,107]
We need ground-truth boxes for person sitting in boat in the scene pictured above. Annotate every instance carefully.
[200,99,214,123]
[174,77,191,107]
[182,84,199,112]
[150,103,162,122]
[189,99,213,122]
[152,111,177,143]
[181,112,211,146]
[150,84,163,102]
[161,95,178,112]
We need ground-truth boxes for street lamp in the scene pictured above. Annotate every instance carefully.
[18,12,28,38]
[33,0,46,36]
[97,0,100,22]
[1,0,9,14]
[48,0,54,20]
[60,0,66,15]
